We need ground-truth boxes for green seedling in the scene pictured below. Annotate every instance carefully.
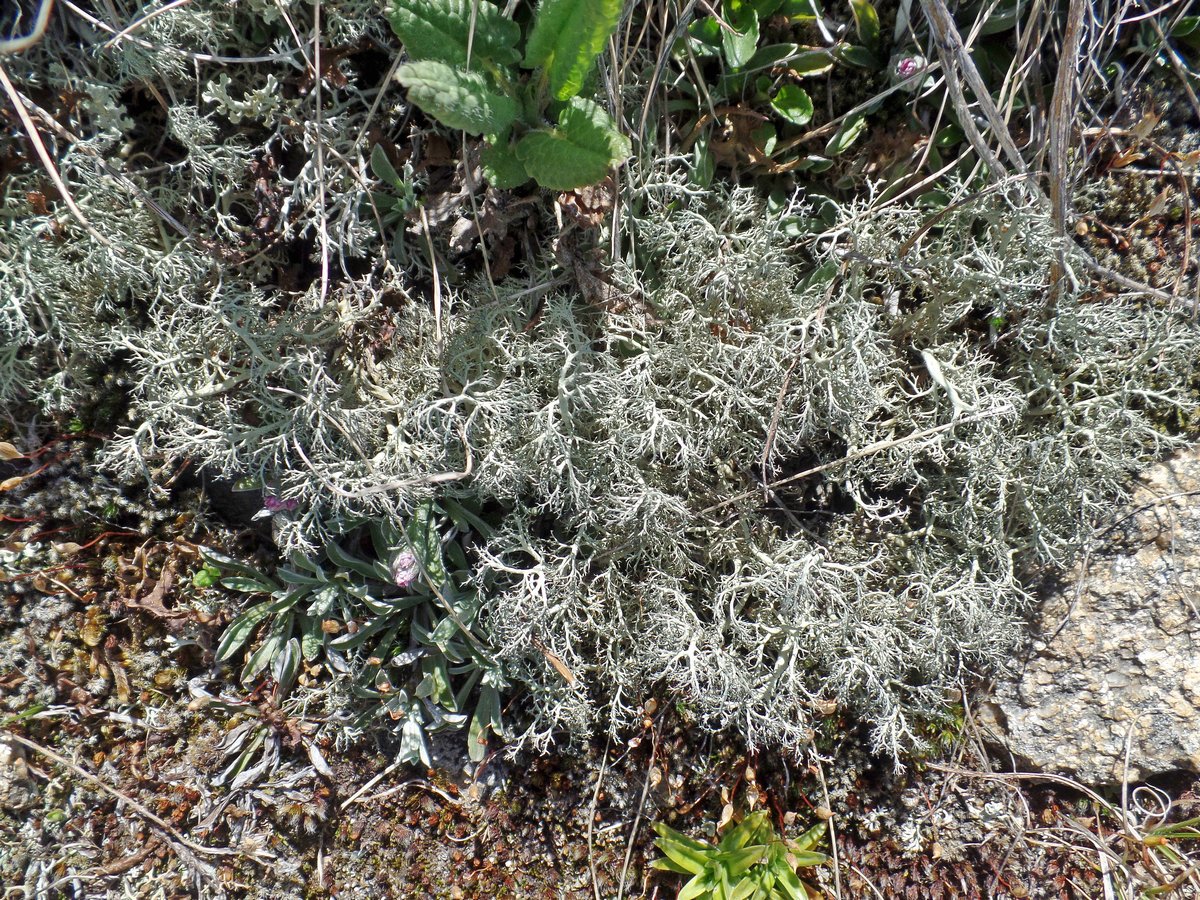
[653,809,828,900]
[192,562,222,589]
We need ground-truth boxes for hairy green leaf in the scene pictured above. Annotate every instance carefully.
[780,0,823,19]
[370,144,404,189]
[977,0,1023,34]
[406,500,448,588]
[217,596,293,662]
[738,42,798,74]
[200,546,271,582]
[481,140,531,188]
[692,135,715,187]
[934,123,965,147]
[301,618,323,661]
[849,0,881,52]
[833,42,880,69]
[389,0,521,67]
[324,539,382,580]
[1173,15,1200,38]
[467,683,503,761]
[396,61,518,135]
[400,714,432,766]
[787,49,834,76]
[686,16,723,53]
[751,123,777,156]
[514,97,630,189]
[219,575,279,593]
[418,654,456,708]
[523,0,624,100]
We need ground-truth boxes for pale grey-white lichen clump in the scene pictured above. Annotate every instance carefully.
[3,1,1199,761]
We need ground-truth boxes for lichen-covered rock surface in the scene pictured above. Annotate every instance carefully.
[984,448,1200,784]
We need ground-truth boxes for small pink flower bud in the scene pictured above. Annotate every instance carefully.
[390,550,420,588]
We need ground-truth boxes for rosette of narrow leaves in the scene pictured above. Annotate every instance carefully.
[389,0,629,190]
[204,500,506,765]
[653,811,827,900]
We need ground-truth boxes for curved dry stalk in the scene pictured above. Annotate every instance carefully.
[0,0,54,55]
[102,0,192,50]
[0,61,112,247]
[705,406,1014,515]
[1047,0,1087,287]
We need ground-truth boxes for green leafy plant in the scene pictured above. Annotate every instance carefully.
[368,144,421,261]
[653,810,828,900]
[671,0,897,178]
[203,500,506,765]
[192,560,222,589]
[388,0,631,190]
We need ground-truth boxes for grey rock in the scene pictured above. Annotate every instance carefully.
[0,738,37,812]
[982,448,1200,784]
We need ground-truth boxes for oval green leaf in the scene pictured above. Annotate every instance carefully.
[389,0,521,67]
[770,83,813,125]
[824,112,867,156]
[523,0,624,100]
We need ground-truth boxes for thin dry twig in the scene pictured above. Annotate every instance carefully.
[0,0,54,54]
[0,62,112,247]
[637,0,699,145]
[1047,0,1087,288]
[919,0,1043,200]
[102,0,191,49]
[588,737,612,900]
[616,725,659,900]
[810,757,843,900]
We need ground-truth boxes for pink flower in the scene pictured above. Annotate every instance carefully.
[263,494,298,512]
[890,54,928,93]
[390,550,420,588]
